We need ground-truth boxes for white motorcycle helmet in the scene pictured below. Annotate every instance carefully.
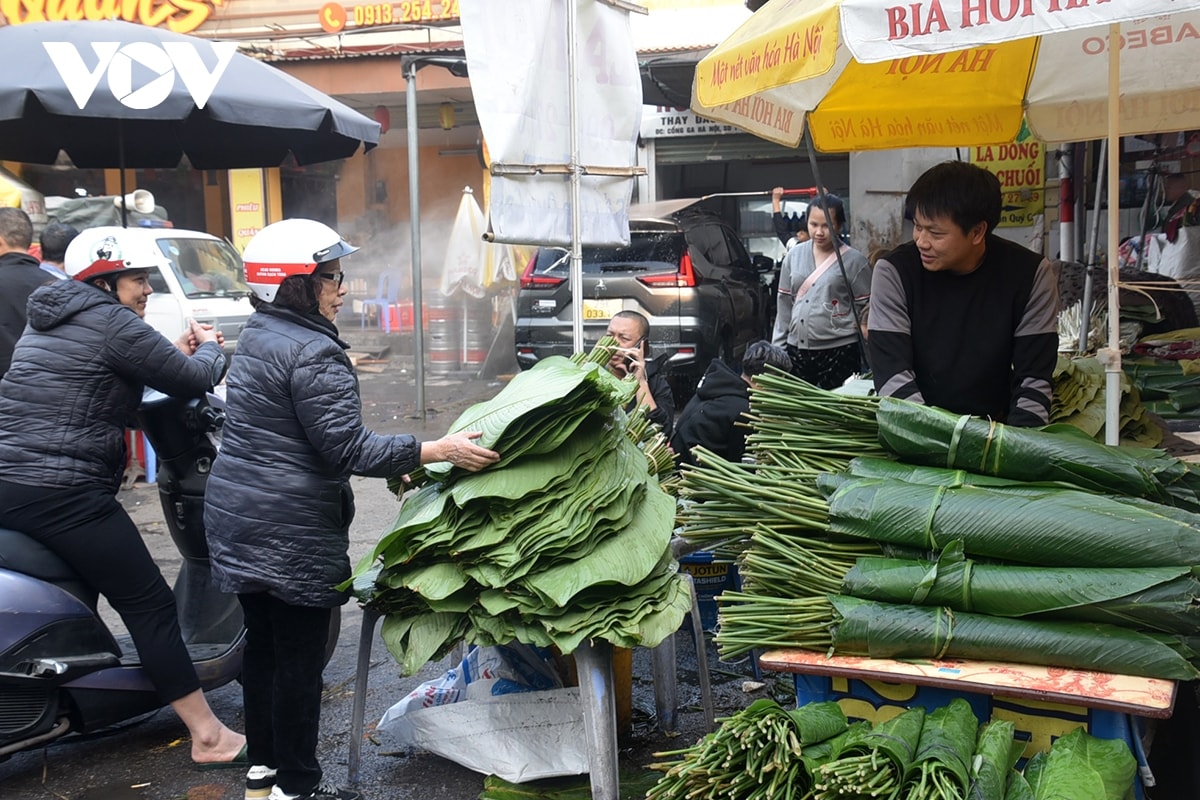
[242,219,358,303]
[65,230,140,285]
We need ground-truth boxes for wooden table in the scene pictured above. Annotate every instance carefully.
[759,649,1176,718]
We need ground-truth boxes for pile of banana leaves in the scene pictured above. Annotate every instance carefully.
[676,370,1200,679]
[648,697,1136,800]
[346,343,689,675]
[1052,355,1162,446]
[1125,355,1200,420]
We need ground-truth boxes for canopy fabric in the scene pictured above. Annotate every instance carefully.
[692,0,1200,151]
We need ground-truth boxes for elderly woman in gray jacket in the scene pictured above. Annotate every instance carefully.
[0,235,244,767]
[204,220,498,800]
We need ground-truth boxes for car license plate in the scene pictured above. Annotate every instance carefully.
[582,299,622,320]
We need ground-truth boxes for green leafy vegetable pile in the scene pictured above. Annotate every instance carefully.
[648,698,1136,799]
[347,345,688,675]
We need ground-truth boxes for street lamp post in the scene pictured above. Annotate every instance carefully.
[402,55,468,422]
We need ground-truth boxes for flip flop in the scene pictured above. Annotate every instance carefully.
[194,743,249,771]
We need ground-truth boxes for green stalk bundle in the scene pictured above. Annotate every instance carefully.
[646,699,847,800]
[813,706,926,799]
[713,594,834,659]
[876,396,1200,509]
[902,698,979,800]
[829,596,1200,681]
[968,720,1020,800]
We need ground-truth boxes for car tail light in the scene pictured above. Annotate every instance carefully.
[637,251,697,288]
[520,254,566,289]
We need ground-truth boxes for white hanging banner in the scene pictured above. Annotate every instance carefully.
[461,0,641,246]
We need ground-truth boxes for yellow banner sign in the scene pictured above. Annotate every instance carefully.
[971,140,1045,229]
[228,169,267,253]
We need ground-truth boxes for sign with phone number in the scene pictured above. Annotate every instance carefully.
[318,1,459,33]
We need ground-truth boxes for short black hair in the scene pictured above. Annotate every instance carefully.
[0,207,33,250]
[40,222,79,263]
[741,340,790,377]
[811,194,846,229]
[905,161,1001,236]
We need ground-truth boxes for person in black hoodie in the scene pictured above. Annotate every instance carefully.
[671,340,790,467]
[0,207,54,376]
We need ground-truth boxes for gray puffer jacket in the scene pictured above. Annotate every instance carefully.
[204,306,421,608]
[0,280,225,493]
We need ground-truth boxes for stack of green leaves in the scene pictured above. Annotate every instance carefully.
[646,700,850,800]
[347,352,690,675]
[1126,355,1200,420]
[1052,355,1161,446]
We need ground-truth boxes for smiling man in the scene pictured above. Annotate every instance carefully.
[867,161,1059,427]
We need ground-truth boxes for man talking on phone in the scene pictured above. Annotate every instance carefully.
[606,310,675,437]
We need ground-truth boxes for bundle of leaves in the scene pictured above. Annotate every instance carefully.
[646,700,849,800]
[347,353,689,675]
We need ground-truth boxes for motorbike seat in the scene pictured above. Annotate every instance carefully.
[0,528,99,610]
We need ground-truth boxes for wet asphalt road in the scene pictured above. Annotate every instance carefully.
[0,344,789,800]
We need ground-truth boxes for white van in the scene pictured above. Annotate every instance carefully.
[68,226,253,354]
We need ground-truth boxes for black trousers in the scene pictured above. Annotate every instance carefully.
[239,591,332,795]
[0,480,199,702]
[786,341,862,390]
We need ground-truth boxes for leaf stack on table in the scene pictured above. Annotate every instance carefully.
[345,338,689,675]
[648,697,1135,800]
[676,368,1200,680]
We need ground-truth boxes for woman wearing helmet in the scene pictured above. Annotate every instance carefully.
[0,233,245,766]
[204,219,499,800]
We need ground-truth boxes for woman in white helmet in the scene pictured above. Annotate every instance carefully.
[0,233,245,767]
[204,219,499,800]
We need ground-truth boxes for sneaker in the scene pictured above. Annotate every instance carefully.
[245,765,277,800]
[268,781,363,800]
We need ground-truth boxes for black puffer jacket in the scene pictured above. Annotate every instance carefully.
[0,279,225,493]
[670,358,749,467]
[204,306,422,608]
[0,250,55,377]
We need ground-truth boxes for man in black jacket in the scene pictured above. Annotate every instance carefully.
[0,207,53,376]
[607,310,676,437]
[868,162,1059,427]
[671,340,790,467]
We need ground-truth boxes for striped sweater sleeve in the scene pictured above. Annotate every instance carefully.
[1007,258,1059,427]
[866,258,923,403]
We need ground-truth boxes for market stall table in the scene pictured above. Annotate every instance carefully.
[760,649,1175,794]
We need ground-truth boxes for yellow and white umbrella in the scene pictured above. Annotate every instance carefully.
[693,0,1200,151]
[693,0,1200,444]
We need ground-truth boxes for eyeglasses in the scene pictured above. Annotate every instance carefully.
[317,271,345,288]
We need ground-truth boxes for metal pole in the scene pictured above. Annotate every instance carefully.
[406,60,427,420]
[1078,139,1106,354]
[575,639,619,800]
[1058,144,1075,263]
[1104,23,1121,446]
[567,0,584,355]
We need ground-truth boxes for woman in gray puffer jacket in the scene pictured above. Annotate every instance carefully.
[204,220,498,800]
[0,237,245,768]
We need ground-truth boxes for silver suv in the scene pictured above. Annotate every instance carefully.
[514,203,773,399]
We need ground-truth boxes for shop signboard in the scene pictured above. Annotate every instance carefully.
[640,107,740,139]
[2,0,221,33]
[971,132,1045,229]
[228,169,267,253]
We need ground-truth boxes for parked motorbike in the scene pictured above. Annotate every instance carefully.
[0,389,336,760]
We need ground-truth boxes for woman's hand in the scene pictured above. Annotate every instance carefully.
[423,431,500,472]
[174,320,223,354]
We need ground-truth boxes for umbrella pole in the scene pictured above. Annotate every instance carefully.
[567,0,584,356]
[1103,23,1121,446]
[803,127,868,370]
[118,119,128,228]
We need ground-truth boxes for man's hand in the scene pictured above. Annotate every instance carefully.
[174,320,224,354]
